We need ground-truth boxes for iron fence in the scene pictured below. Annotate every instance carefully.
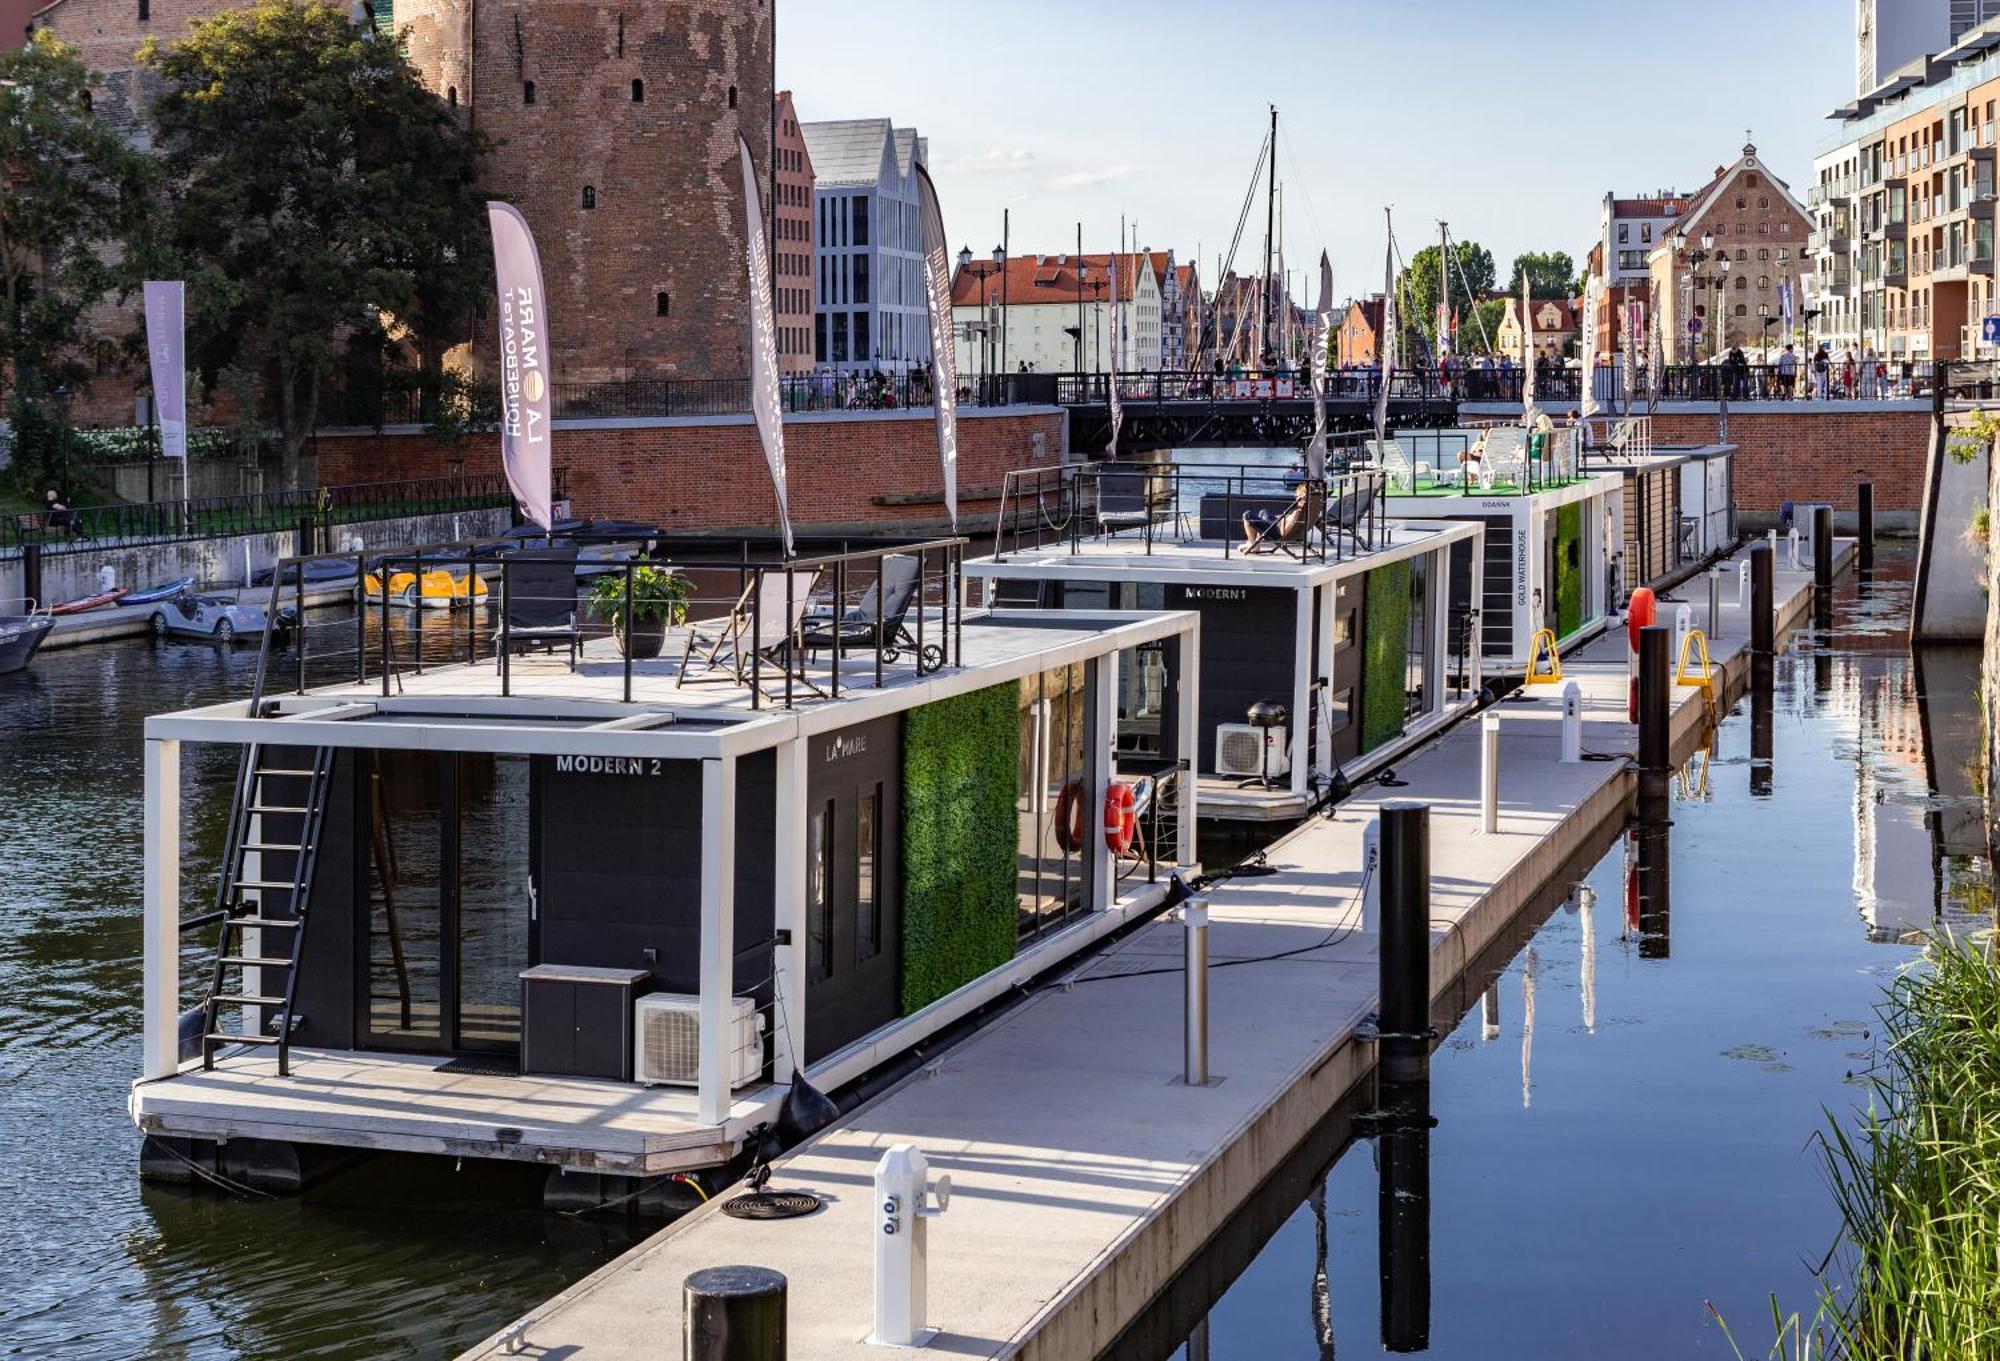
[1,472,541,557]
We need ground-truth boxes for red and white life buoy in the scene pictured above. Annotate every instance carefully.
[1103,782,1136,856]
[1626,587,1657,723]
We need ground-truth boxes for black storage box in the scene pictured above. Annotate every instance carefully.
[520,964,652,1081]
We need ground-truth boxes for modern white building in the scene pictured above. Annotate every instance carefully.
[801,118,931,377]
[1860,0,2000,93]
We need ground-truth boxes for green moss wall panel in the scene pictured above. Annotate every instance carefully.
[1555,501,1584,638]
[1361,561,1411,753]
[900,681,1022,1014]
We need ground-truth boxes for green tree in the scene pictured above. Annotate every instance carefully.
[1451,298,1508,356]
[0,31,154,487]
[1508,250,1577,300]
[142,0,492,486]
[1396,239,1496,359]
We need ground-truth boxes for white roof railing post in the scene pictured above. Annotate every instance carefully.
[142,737,183,1082]
[697,754,738,1126]
[772,736,809,1085]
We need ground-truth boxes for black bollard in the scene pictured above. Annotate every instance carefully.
[1812,505,1833,590]
[21,543,41,611]
[1376,1076,1432,1354]
[685,1265,787,1361]
[1750,541,1774,658]
[1857,482,1874,572]
[1378,800,1432,1086]
[1637,625,1671,775]
[296,515,316,559]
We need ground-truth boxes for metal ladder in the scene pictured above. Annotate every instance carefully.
[198,744,335,1076]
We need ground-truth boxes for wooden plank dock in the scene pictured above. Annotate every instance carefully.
[460,542,1849,1361]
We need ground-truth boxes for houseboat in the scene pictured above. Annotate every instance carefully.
[134,536,1201,1206]
[966,463,1484,823]
[1364,427,1625,677]
[1575,423,1738,592]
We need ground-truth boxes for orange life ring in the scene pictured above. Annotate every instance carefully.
[1626,588,1658,722]
[1103,782,1136,856]
[1053,778,1088,854]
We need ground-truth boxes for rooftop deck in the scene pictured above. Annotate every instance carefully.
[970,519,1475,586]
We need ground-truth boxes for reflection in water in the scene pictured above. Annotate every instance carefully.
[1142,550,1997,1358]
[1375,1078,1431,1354]
[0,608,643,1361]
[1309,1180,1335,1360]
[1632,772,1674,960]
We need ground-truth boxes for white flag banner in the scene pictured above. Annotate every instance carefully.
[1374,236,1396,449]
[485,204,553,530]
[1622,301,1642,414]
[1648,289,1665,418]
[1520,277,1537,424]
[142,281,188,460]
[1106,253,1124,457]
[915,166,958,529]
[1578,282,1601,420]
[1307,251,1333,479]
[738,136,793,556]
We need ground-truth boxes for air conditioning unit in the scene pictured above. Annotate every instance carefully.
[633,992,765,1088]
[1216,723,1290,779]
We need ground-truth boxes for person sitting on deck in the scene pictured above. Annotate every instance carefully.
[1241,481,1312,551]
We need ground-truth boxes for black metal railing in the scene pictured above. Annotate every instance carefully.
[255,529,968,713]
[1,472,543,557]
[991,460,1388,566]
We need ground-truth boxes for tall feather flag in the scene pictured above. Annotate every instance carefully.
[1520,276,1537,424]
[1647,283,1665,418]
[737,136,793,556]
[1578,281,1601,420]
[485,204,553,531]
[915,166,958,528]
[1307,251,1333,479]
[1373,227,1396,450]
[1106,252,1124,456]
[1621,301,1639,416]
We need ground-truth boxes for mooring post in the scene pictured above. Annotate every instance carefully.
[1749,541,1774,658]
[21,543,41,610]
[1638,624,1671,775]
[1560,681,1583,763]
[1672,603,1693,673]
[1182,900,1210,1086]
[1707,566,1723,640]
[870,1144,951,1348]
[1479,714,1500,834]
[1379,800,1432,1084]
[1857,481,1875,571]
[1812,504,1833,589]
[1786,525,1802,571]
[685,1265,787,1361]
[295,514,315,559]
[1737,559,1750,612]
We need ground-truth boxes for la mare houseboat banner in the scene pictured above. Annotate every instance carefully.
[486,202,554,531]
[738,135,795,556]
[142,281,187,459]
[915,164,959,529]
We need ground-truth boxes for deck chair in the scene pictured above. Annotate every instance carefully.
[1374,440,1412,491]
[1095,470,1151,537]
[1321,480,1378,552]
[1243,487,1316,556]
[678,568,822,694]
[799,554,937,666]
[495,548,581,666]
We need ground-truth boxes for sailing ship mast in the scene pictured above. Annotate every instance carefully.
[1261,104,1277,366]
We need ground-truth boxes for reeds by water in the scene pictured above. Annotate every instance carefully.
[1714,933,2000,1360]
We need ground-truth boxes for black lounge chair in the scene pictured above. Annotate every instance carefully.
[1095,471,1152,537]
[800,554,940,668]
[496,547,581,666]
[1323,480,1378,551]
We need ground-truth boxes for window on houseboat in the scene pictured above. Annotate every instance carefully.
[809,800,833,982]
[858,786,881,960]
[1405,552,1431,721]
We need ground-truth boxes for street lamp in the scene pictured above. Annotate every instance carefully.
[993,236,1008,380]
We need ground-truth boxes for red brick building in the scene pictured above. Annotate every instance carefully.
[32,0,773,411]
[773,90,815,376]
[1336,296,1384,366]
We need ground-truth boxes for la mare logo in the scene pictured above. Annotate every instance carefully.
[826,733,869,763]
[500,284,547,447]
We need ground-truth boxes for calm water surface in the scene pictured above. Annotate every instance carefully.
[1125,549,1993,1359]
[0,613,644,1361]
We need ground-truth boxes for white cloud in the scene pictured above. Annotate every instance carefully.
[942,147,1036,176]
[1046,164,1136,192]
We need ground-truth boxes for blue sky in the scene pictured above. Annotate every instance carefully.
[780,0,1854,300]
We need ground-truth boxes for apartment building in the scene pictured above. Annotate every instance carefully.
[1647,143,1812,361]
[1818,18,2000,361]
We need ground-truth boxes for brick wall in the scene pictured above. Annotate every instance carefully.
[315,407,1068,534]
[1645,403,1932,522]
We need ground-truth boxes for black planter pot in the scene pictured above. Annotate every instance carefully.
[617,619,667,659]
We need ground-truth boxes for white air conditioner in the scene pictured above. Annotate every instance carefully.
[633,992,765,1088]
[1216,722,1291,779]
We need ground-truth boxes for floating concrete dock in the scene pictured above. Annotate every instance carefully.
[462,540,1850,1361]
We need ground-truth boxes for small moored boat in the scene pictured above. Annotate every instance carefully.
[361,567,490,610]
[0,608,54,674]
[118,576,198,607]
[47,587,129,616]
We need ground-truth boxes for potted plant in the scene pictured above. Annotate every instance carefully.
[588,563,689,660]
